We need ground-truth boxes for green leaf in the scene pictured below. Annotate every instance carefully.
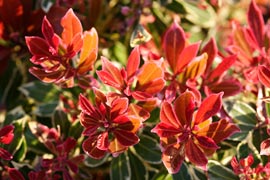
[151,170,172,180]
[134,135,161,164]
[180,1,216,28]
[110,153,131,180]
[85,154,110,168]
[19,81,60,103]
[224,100,257,141]
[208,160,239,180]
[4,106,26,125]
[52,106,71,136]
[5,115,28,160]
[113,42,128,65]
[34,102,58,117]
[68,119,83,139]
[24,123,49,155]
[129,151,148,180]
[172,162,191,180]
[13,136,27,162]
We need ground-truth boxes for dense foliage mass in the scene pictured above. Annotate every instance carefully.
[1,0,270,179]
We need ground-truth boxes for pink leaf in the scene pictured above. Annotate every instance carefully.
[151,123,181,137]
[97,132,109,150]
[195,92,223,124]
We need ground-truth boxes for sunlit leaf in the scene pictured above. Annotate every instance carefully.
[248,0,264,47]
[163,21,186,73]
[61,8,82,45]
[127,46,140,79]
[258,65,270,88]
[195,92,223,124]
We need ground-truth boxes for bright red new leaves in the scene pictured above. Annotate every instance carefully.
[79,90,142,159]
[152,91,239,173]
[26,8,98,88]
[97,47,165,102]
[0,125,14,161]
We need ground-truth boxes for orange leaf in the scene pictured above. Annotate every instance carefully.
[77,28,98,74]
[137,61,163,86]
[61,8,82,45]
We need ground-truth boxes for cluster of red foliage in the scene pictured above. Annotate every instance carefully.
[1,0,270,179]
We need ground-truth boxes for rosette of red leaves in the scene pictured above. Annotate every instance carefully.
[0,125,14,160]
[228,0,270,88]
[25,8,98,88]
[79,89,144,159]
[152,91,240,174]
[96,46,165,104]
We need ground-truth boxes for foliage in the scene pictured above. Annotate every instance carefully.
[1,0,270,179]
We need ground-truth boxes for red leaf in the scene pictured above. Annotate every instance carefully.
[164,21,186,73]
[127,46,140,79]
[160,101,182,128]
[197,119,240,144]
[0,147,13,160]
[206,78,242,97]
[97,132,109,150]
[136,78,165,94]
[151,123,180,137]
[97,57,124,89]
[174,91,195,127]
[29,67,64,83]
[258,65,270,88]
[176,42,201,74]
[195,92,223,124]
[180,52,207,81]
[195,135,219,150]
[79,94,102,119]
[0,0,23,30]
[260,138,270,156]
[231,156,241,174]
[0,125,14,144]
[162,144,185,174]
[128,103,150,122]
[114,129,139,146]
[185,139,208,169]
[110,98,129,119]
[201,38,217,74]
[25,37,50,56]
[82,137,106,159]
[208,55,236,81]
[61,8,82,45]
[8,168,25,180]
[42,16,59,50]
[248,0,264,47]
